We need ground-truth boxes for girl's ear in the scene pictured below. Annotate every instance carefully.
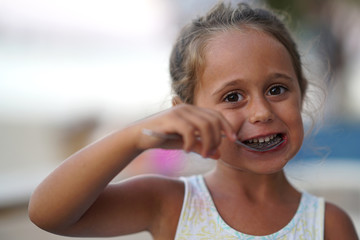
[172,96,183,106]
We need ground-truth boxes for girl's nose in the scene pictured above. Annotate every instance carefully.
[248,97,274,124]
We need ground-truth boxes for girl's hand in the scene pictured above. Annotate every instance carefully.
[135,104,237,158]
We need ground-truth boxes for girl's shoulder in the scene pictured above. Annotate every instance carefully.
[324,201,358,240]
[117,173,183,189]
[118,174,185,207]
[121,174,185,238]
[123,174,184,196]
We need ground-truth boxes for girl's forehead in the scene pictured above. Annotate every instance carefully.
[205,28,282,59]
[202,29,296,79]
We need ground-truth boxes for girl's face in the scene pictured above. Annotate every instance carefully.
[194,29,304,174]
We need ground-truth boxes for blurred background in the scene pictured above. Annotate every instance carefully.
[0,0,359,239]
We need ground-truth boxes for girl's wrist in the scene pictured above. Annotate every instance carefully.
[120,123,149,153]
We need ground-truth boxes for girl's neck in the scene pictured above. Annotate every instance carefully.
[204,164,299,204]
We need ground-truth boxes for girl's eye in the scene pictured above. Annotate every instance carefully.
[267,85,287,96]
[224,92,243,102]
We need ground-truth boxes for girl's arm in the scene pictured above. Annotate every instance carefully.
[28,104,236,237]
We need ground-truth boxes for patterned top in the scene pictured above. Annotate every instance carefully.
[174,175,325,240]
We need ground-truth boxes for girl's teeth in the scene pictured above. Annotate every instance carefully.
[247,134,279,143]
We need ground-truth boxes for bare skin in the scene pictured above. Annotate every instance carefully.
[28,29,358,239]
[28,106,235,239]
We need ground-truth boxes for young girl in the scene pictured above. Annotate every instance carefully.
[28,2,358,239]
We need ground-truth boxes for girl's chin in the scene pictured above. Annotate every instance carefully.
[216,142,299,173]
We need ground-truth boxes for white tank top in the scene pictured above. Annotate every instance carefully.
[174,175,325,240]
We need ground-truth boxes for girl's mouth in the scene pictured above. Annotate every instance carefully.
[242,134,284,151]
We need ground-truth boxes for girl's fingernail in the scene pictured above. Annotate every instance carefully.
[232,133,237,140]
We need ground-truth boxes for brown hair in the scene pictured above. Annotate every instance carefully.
[170,1,307,104]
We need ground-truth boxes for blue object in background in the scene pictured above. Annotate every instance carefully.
[295,121,360,160]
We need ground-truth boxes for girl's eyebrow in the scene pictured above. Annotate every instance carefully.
[211,79,245,96]
[268,73,294,82]
[211,72,295,96]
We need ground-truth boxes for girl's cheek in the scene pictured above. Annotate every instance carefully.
[221,110,245,129]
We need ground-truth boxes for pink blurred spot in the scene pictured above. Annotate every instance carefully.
[149,149,185,176]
